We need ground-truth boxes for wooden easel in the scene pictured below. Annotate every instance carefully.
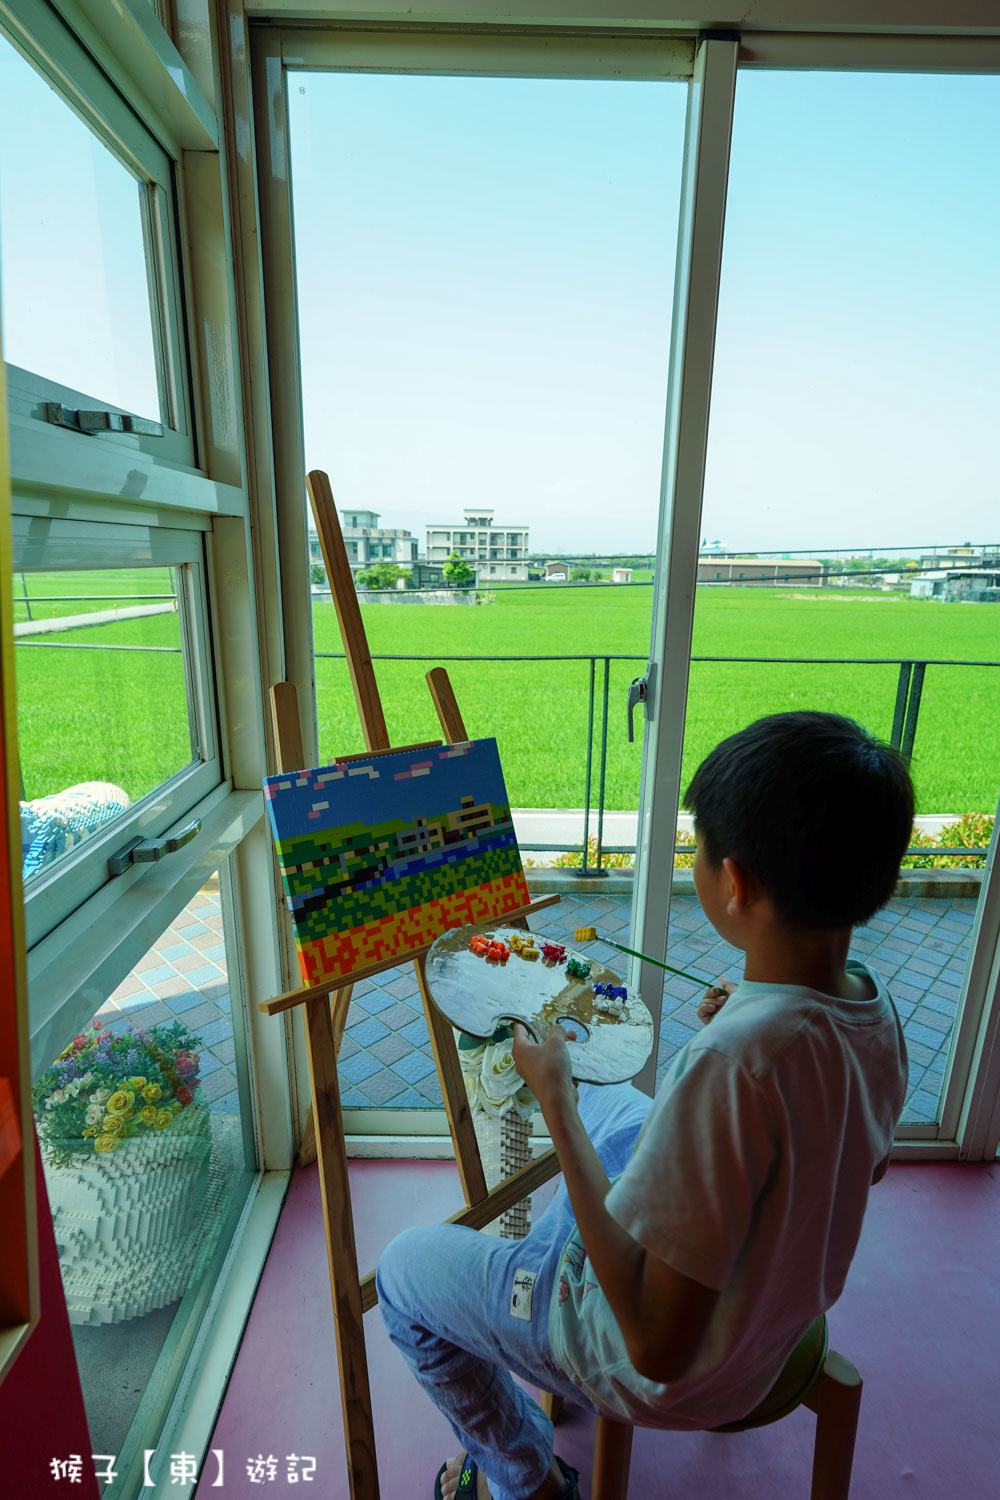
[259,471,564,1500]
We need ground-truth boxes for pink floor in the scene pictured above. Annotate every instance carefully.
[200,1157,1000,1499]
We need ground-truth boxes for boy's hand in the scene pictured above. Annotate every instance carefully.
[697,978,737,1025]
[512,1021,578,1120]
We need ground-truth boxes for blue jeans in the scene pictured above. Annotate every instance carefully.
[376,1083,652,1500]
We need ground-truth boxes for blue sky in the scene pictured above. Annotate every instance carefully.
[0,31,160,421]
[288,67,1000,556]
[1,25,997,557]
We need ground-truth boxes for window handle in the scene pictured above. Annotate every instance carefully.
[45,402,163,438]
[108,820,201,876]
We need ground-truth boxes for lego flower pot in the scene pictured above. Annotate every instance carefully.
[44,1107,212,1326]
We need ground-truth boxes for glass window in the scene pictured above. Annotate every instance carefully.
[11,518,221,947]
[32,873,256,1494]
[0,29,161,420]
[288,64,685,1120]
[15,564,202,889]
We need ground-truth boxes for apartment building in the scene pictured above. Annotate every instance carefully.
[425,508,530,581]
[308,508,419,575]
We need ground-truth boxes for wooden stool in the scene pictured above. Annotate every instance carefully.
[548,1316,863,1500]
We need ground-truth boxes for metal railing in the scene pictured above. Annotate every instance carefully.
[314,649,999,875]
[14,605,995,873]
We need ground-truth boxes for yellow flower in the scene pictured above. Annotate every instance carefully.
[106,1089,134,1116]
[155,1109,173,1130]
[129,1075,148,1091]
[101,1115,124,1136]
[140,1106,157,1125]
[123,1108,136,1121]
[95,1133,118,1153]
[142,1083,162,1104]
[82,1126,98,1138]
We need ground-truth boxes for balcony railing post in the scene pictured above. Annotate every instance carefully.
[576,658,597,878]
[594,657,611,877]
[890,661,912,749]
[901,662,926,763]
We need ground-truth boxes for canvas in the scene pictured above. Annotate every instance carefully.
[264,739,532,985]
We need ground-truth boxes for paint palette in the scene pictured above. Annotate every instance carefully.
[425,925,654,1085]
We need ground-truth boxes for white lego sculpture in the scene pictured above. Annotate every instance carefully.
[44,1111,211,1325]
[474,1109,533,1240]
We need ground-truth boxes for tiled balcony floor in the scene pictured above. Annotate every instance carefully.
[109,884,974,1127]
[334,889,974,1125]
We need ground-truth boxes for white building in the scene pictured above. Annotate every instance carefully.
[425,509,530,582]
[309,508,418,576]
[910,572,947,599]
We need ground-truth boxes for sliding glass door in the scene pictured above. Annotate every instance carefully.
[254,24,1000,1159]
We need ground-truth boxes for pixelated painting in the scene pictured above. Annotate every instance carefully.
[264,739,532,985]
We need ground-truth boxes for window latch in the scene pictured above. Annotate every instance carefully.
[44,402,163,438]
[108,820,201,876]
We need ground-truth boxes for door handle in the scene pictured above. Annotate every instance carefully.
[627,675,647,743]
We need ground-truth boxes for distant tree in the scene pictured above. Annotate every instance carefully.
[310,563,326,586]
[592,569,606,581]
[443,551,473,588]
[356,563,411,590]
[570,567,591,581]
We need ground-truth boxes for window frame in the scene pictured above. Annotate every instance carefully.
[2,0,297,1480]
[249,19,697,1148]
[0,3,196,465]
[13,516,224,948]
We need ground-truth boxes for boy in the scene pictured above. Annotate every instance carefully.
[377,711,913,1500]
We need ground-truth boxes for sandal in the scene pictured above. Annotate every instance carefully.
[552,1457,581,1499]
[432,1455,580,1500]
[433,1457,479,1499]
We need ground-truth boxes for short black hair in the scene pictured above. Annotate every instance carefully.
[684,711,914,930]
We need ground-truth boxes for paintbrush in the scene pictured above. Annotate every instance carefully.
[573,925,713,989]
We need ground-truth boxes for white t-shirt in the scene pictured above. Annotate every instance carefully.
[547,961,907,1429]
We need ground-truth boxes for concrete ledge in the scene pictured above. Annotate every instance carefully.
[527,867,984,901]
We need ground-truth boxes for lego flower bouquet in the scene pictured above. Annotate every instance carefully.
[35,1020,212,1324]
[457,1025,536,1121]
[34,1018,204,1167]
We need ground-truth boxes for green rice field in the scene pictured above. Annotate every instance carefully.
[13,572,1000,815]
